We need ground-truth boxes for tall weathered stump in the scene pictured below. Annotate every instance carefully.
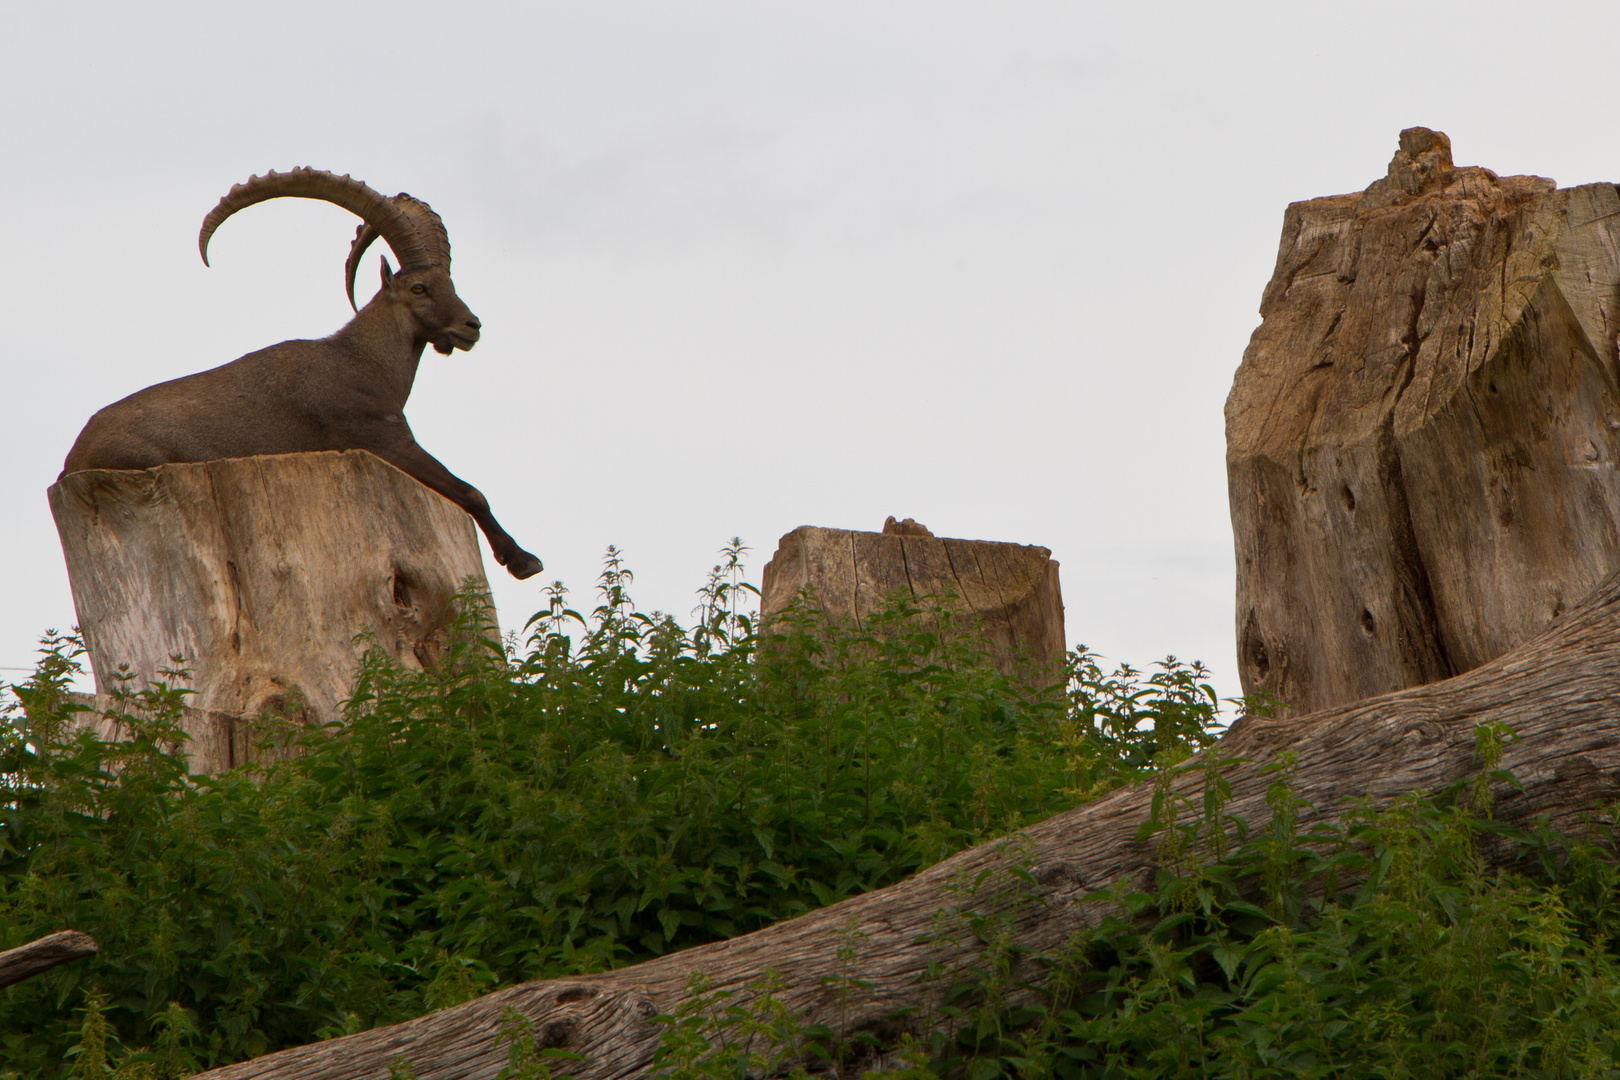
[760,521,1065,682]
[49,450,494,769]
[1228,127,1620,716]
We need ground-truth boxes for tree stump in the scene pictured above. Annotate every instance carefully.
[49,450,494,771]
[1227,127,1620,716]
[759,521,1066,681]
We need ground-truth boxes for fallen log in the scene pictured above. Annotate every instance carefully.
[0,931,98,991]
[192,562,1620,1079]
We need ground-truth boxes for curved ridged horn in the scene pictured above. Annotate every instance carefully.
[198,169,448,309]
[344,194,451,310]
[345,222,382,312]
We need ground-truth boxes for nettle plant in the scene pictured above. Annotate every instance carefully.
[13,544,1614,1079]
[646,731,1620,1080]
[0,542,1223,1076]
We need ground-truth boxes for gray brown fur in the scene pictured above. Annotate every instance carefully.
[61,168,541,580]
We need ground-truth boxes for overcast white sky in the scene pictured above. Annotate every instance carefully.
[5,1,1620,704]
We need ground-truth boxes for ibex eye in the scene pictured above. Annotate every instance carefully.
[410,283,427,295]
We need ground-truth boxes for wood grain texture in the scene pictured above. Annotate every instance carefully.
[0,930,98,990]
[1227,127,1620,716]
[49,450,493,772]
[759,525,1066,681]
[192,559,1620,1080]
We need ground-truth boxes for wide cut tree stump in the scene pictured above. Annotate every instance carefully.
[1227,126,1620,716]
[759,520,1066,681]
[49,450,494,771]
[190,545,1620,1080]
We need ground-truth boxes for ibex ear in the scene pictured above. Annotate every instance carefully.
[379,257,396,292]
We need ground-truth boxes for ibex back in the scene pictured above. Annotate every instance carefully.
[61,168,542,579]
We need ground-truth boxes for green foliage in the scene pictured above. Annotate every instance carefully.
[638,729,1620,1080]
[877,741,1620,1080]
[13,539,1615,1078]
[649,971,814,1080]
[0,543,1220,1075]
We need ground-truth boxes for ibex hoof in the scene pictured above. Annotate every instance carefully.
[506,552,544,580]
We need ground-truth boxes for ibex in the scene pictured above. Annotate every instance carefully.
[61,168,542,579]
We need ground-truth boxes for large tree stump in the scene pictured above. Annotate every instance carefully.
[1227,127,1620,716]
[189,547,1620,1080]
[49,450,494,772]
[759,520,1066,681]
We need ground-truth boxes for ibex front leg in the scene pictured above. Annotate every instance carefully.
[376,441,543,580]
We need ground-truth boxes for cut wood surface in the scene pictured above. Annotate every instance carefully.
[760,523,1066,681]
[49,451,494,773]
[0,931,98,990]
[1227,127,1620,716]
[192,560,1620,1080]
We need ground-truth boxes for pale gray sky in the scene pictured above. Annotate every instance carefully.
[5,1,1619,702]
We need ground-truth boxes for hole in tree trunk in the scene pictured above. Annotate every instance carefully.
[393,570,413,610]
[1241,613,1271,682]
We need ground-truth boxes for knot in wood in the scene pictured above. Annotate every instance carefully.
[538,1018,577,1050]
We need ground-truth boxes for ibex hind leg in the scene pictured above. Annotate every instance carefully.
[61,423,175,475]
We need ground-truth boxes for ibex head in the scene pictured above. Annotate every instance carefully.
[198,168,481,355]
[374,261,480,356]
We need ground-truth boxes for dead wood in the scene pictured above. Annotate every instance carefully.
[0,931,98,990]
[760,524,1066,683]
[1227,127,1620,716]
[49,450,494,772]
[191,561,1620,1079]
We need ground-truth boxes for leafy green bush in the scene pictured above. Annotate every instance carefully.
[638,741,1620,1080]
[0,544,1220,1075]
[12,543,1615,1079]
[881,743,1620,1079]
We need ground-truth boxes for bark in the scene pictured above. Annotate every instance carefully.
[0,931,98,990]
[192,558,1620,1080]
[760,523,1066,682]
[49,451,494,773]
[1226,127,1620,716]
